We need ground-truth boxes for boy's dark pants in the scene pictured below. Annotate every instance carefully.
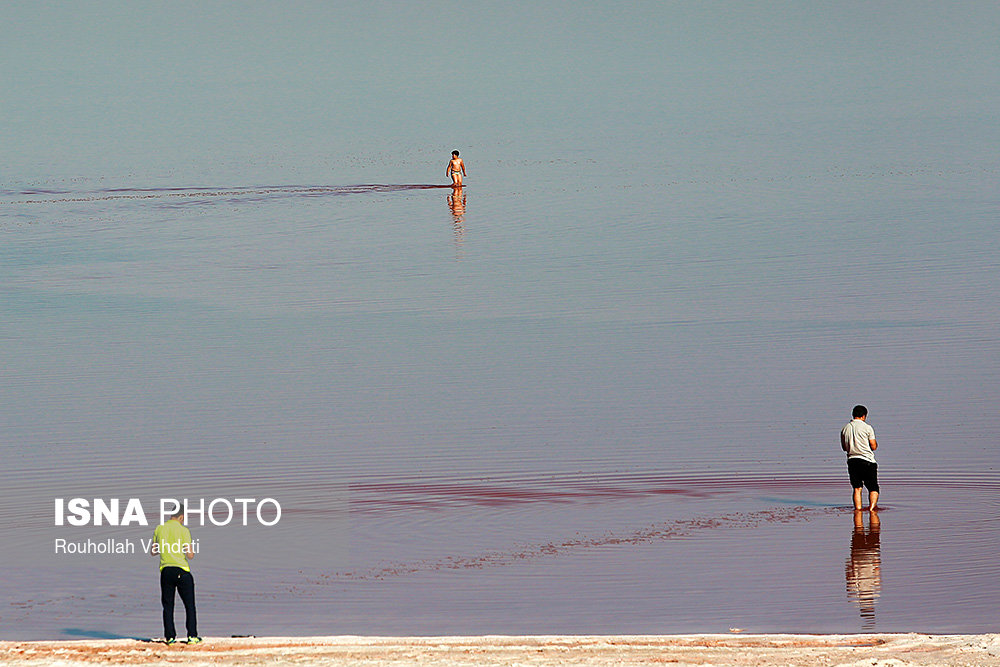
[160,566,197,639]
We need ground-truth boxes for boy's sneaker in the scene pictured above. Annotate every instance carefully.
[164,638,176,645]
[186,637,202,645]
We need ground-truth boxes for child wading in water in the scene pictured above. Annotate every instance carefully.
[447,150,466,186]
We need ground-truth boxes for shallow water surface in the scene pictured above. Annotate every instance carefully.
[2,161,999,639]
[3,2,1000,640]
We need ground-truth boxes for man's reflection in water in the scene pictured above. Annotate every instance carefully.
[846,509,881,630]
[448,186,466,258]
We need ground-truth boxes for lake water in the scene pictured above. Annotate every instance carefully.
[2,2,999,641]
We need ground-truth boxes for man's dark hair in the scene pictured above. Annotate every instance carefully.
[852,405,868,419]
[171,505,186,519]
[452,150,460,156]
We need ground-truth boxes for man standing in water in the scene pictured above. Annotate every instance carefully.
[841,405,879,511]
[447,150,466,187]
[150,505,200,645]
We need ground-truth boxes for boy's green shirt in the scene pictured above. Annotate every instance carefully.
[152,519,192,571]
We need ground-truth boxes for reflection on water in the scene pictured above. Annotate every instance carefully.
[846,510,882,630]
[448,187,466,258]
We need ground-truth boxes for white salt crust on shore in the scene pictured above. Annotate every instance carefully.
[2,634,1000,666]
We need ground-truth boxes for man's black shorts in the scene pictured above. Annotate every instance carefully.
[847,458,879,492]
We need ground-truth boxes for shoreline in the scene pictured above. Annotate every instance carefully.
[3,633,999,666]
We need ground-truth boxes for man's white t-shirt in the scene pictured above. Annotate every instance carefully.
[842,419,876,463]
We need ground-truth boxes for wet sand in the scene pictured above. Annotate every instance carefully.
[3,634,999,666]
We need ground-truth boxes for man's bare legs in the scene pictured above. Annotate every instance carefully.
[854,487,879,511]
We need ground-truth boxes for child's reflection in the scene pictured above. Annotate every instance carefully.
[846,509,881,630]
[448,187,466,258]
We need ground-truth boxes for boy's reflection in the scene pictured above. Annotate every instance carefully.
[846,509,881,630]
[448,186,466,257]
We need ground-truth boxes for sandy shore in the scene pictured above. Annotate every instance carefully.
[2,634,999,666]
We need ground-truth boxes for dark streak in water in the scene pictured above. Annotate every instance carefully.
[318,506,839,583]
[344,471,852,515]
[4,184,455,205]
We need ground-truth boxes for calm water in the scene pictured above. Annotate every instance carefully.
[2,2,999,640]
